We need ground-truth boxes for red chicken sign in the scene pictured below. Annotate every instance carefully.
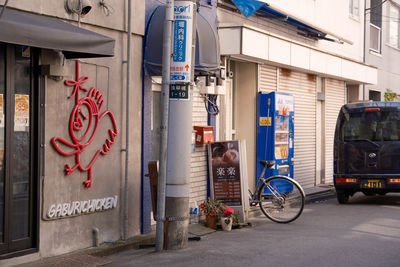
[51,61,118,188]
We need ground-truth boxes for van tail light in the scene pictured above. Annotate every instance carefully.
[365,108,380,112]
[387,178,400,184]
[336,178,358,183]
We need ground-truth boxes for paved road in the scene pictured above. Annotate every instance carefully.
[106,193,400,267]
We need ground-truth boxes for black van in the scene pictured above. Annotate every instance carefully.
[334,102,400,204]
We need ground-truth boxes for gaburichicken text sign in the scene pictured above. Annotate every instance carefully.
[46,195,118,219]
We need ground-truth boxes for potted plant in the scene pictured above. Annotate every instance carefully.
[221,207,234,231]
[200,198,223,230]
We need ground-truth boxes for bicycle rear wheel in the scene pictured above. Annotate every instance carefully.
[258,176,305,223]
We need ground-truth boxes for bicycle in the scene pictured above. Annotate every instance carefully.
[248,160,305,223]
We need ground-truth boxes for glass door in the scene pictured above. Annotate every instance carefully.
[0,44,37,258]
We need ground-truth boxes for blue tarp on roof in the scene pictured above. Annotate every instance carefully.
[231,0,326,39]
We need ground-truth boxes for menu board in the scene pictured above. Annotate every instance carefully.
[209,140,242,206]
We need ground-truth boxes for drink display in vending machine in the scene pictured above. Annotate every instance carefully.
[256,92,294,181]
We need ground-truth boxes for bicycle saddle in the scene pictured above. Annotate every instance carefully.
[259,160,275,169]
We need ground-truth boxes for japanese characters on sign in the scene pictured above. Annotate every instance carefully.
[170,84,189,99]
[170,1,194,85]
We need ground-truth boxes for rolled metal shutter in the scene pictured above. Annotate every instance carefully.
[324,78,346,184]
[278,69,317,189]
[259,64,277,92]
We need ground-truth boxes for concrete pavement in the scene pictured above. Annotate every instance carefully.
[12,186,338,267]
[105,192,400,267]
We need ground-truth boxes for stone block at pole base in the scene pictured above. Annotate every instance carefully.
[165,196,189,249]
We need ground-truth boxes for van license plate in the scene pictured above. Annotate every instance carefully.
[361,180,385,189]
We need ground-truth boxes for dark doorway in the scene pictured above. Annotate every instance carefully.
[0,43,38,258]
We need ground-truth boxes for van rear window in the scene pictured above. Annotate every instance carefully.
[341,110,400,142]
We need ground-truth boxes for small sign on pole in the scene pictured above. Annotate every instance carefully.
[170,84,189,100]
[170,1,194,85]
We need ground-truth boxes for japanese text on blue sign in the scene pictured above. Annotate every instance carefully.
[170,1,194,85]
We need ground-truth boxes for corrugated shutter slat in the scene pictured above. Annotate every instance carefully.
[279,70,316,189]
[325,78,346,184]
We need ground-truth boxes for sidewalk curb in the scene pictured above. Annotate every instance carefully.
[305,188,336,203]
[16,232,157,267]
[89,232,156,257]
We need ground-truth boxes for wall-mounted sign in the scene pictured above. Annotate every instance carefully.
[259,116,271,126]
[46,195,118,219]
[170,1,194,84]
[170,84,189,100]
[22,46,30,58]
[51,61,118,188]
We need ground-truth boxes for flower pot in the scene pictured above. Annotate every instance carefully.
[205,215,217,230]
[221,217,232,231]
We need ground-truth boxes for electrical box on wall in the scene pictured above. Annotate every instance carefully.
[194,126,214,144]
[197,76,226,95]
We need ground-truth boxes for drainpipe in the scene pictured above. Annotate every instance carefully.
[363,0,367,101]
[40,73,48,220]
[124,0,132,240]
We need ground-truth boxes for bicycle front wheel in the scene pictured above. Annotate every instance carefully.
[258,176,305,223]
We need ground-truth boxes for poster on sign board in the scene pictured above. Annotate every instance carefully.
[208,140,249,222]
[14,94,29,132]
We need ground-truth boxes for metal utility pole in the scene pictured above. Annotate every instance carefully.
[156,0,174,252]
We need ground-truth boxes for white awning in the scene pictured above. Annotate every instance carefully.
[218,23,377,85]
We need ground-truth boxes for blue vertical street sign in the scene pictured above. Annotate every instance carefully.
[170,1,194,87]
[173,20,187,62]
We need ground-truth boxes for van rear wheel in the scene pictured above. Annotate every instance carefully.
[336,190,349,204]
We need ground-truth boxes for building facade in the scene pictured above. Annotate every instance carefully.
[0,0,145,264]
[364,0,400,101]
[216,0,377,194]
[142,0,378,233]
[1,0,381,264]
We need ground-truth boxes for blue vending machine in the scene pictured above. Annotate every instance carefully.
[257,92,294,184]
